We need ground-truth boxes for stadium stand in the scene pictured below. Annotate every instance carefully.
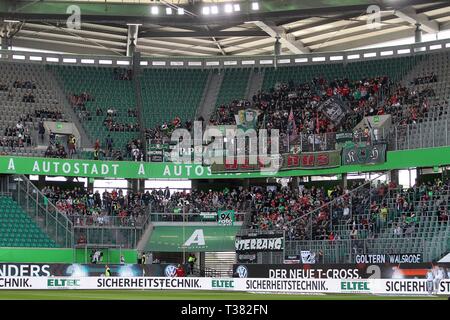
[51,65,139,159]
[0,39,449,268]
[41,186,148,227]
[0,63,68,157]
[391,51,450,150]
[140,69,209,130]
[0,195,57,248]
[215,69,251,107]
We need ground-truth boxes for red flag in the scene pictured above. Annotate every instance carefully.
[288,107,298,142]
[316,111,320,134]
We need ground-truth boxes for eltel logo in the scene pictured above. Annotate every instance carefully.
[341,281,370,291]
[47,279,80,287]
[212,279,234,288]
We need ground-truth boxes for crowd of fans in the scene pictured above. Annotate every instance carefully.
[104,115,140,132]
[1,67,444,164]
[210,76,392,136]
[44,142,67,158]
[148,187,251,214]
[41,186,147,227]
[34,109,64,121]
[145,116,193,143]
[125,138,145,161]
[2,119,32,149]
[13,80,36,89]
[36,176,449,247]
[246,177,449,241]
[412,73,438,85]
[114,68,133,81]
[22,91,35,103]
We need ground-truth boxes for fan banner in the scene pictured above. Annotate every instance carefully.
[318,97,349,126]
[235,234,284,253]
[342,143,387,165]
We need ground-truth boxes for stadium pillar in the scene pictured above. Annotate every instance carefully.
[0,36,7,50]
[415,23,422,43]
[342,173,348,189]
[389,170,399,186]
[291,176,300,192]
[191,179,200,190]
[87,177,94,192]
[38,175,45,189]
[129,179,144,194]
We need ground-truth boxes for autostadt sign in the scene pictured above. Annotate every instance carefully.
[0,156,281,180]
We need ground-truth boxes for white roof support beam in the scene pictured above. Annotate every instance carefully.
[253,20,310,54]
[394,6,439,34]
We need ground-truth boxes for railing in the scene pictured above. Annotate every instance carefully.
[3,177,153,249]
[236,228,284,237]
[149,211,246,223]
[73,227,142,249]
[288,173,388,239]
[68,214,148,228]
[389,119,450,151]
[284,234,449,264]
[193,266,231,278]
[5,174,74,248]
[73,204,152,249]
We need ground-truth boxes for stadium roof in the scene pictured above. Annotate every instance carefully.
[1,0,450,57]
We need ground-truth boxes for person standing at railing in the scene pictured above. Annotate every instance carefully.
[104,265,111,277]
[380,204,388,226]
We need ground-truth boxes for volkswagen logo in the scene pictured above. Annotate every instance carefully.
[164,265,177,277]
[236,265,248,278]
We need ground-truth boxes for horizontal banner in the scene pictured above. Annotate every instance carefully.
[210,151,340,173]
[335,132,354,144]
[355,254,423,264]
[1,146,450,179]
[0,277,449,295]
[342,143,387,165]
[235,234,284,253]
[232,263,450,279]
[0,263,187,277]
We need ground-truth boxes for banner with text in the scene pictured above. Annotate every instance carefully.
[232,263,450,279]
[0,277,449,295]
[235,234,284,253]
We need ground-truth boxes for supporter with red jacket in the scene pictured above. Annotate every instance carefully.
[176,264,186,277]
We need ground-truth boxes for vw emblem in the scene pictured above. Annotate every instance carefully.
[236,265,248,278]
[164,265,177,277]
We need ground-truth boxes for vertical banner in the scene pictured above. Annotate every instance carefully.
[318,97,349,126]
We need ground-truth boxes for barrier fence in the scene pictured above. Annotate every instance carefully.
[0,277,448,295]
